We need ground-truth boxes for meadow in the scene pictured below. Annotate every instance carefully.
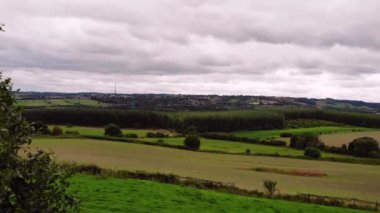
[232,126,375,140]
[17,99,107,107]
[320,131,380,147]
[49,125,372,161]
[69,175,370,213]
[141,137,360,160]
[54,125,175,138]
[32,138,380,202]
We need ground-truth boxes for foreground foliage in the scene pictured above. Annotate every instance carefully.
[0,75,77,212]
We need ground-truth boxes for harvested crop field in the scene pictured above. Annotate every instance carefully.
[31,138,380,202]
[320,131,380,147]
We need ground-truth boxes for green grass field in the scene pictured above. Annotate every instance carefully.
[70,175,369,213]
[17,99,107,107]
[51,126,175,138]
[320,131,380,147]
[46,125,370,160]
[232,126,374,140]
[141,137,358,160]
[31,138,380,201]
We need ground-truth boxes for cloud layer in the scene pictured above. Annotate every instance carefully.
[1,0,380,101]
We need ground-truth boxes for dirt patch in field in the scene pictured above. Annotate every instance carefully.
[248,167,327,177]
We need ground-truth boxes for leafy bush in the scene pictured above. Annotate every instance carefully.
[51,126,63,136]
[146,132,168,138]
[290,134,323,150]
[0,75,78,212]
[263,180,278,198]
[245,149,251,155]
[184,134,201,150]
[30,121,51,135]
[157,139,164,144]
[104,123,122,137]
[348,137,379,157]
[304,147,321,159]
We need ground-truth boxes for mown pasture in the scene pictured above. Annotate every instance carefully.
[70,175,370,213]
[17,99,107,107]
[320,131,380,147]
[51,126,176,138]
[31,138,380,202]
[232,126,375,140]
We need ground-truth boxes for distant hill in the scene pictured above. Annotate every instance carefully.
[16,92,380,113]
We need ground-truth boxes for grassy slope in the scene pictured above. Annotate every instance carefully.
[70,175,368,213]
[52,126,174,138]
[31,138,380,201]
[17,99,107,107]
[232,126,374,139]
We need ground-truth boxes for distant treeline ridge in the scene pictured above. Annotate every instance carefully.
[22,108,380,132]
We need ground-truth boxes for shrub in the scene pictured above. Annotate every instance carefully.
[124,133,138,138]
[280,132,292,138]
[30,121,51,135]
[65,130,80,136]
[184,134,201,150]
[341,144,348,150]
[51,126,63,136]
[104,123,122,137]
[290,134,322,149]
[348,137,379,157]
[304,147,321,159]
[263,180,278,198]
[245,149,251,155]
[157,139,164,144]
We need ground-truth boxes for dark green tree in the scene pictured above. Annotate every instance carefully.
[184,134,201,150]
[0,74,78,212]
[304,147,321,159]
[30,121,51,135]
[104,123,122,137]
[348,137,379,157]
[51,126,63,136]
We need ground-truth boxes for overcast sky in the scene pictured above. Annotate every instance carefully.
[1,0,380,101]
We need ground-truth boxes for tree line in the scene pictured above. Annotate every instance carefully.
[22,108,380,132]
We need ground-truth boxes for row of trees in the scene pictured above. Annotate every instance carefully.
[282,109,380,128]
[23,108,380,133]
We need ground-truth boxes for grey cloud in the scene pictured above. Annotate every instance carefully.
[1,0,380,101]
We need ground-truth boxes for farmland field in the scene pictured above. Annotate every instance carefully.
[320,131,380,147]
[141,137,360,160]
[232,126,375,140]
[17,99,107,107]
[50,125,175,138]
[46,125,363,160]
[31,138,380,201]
[69,175,369,213]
